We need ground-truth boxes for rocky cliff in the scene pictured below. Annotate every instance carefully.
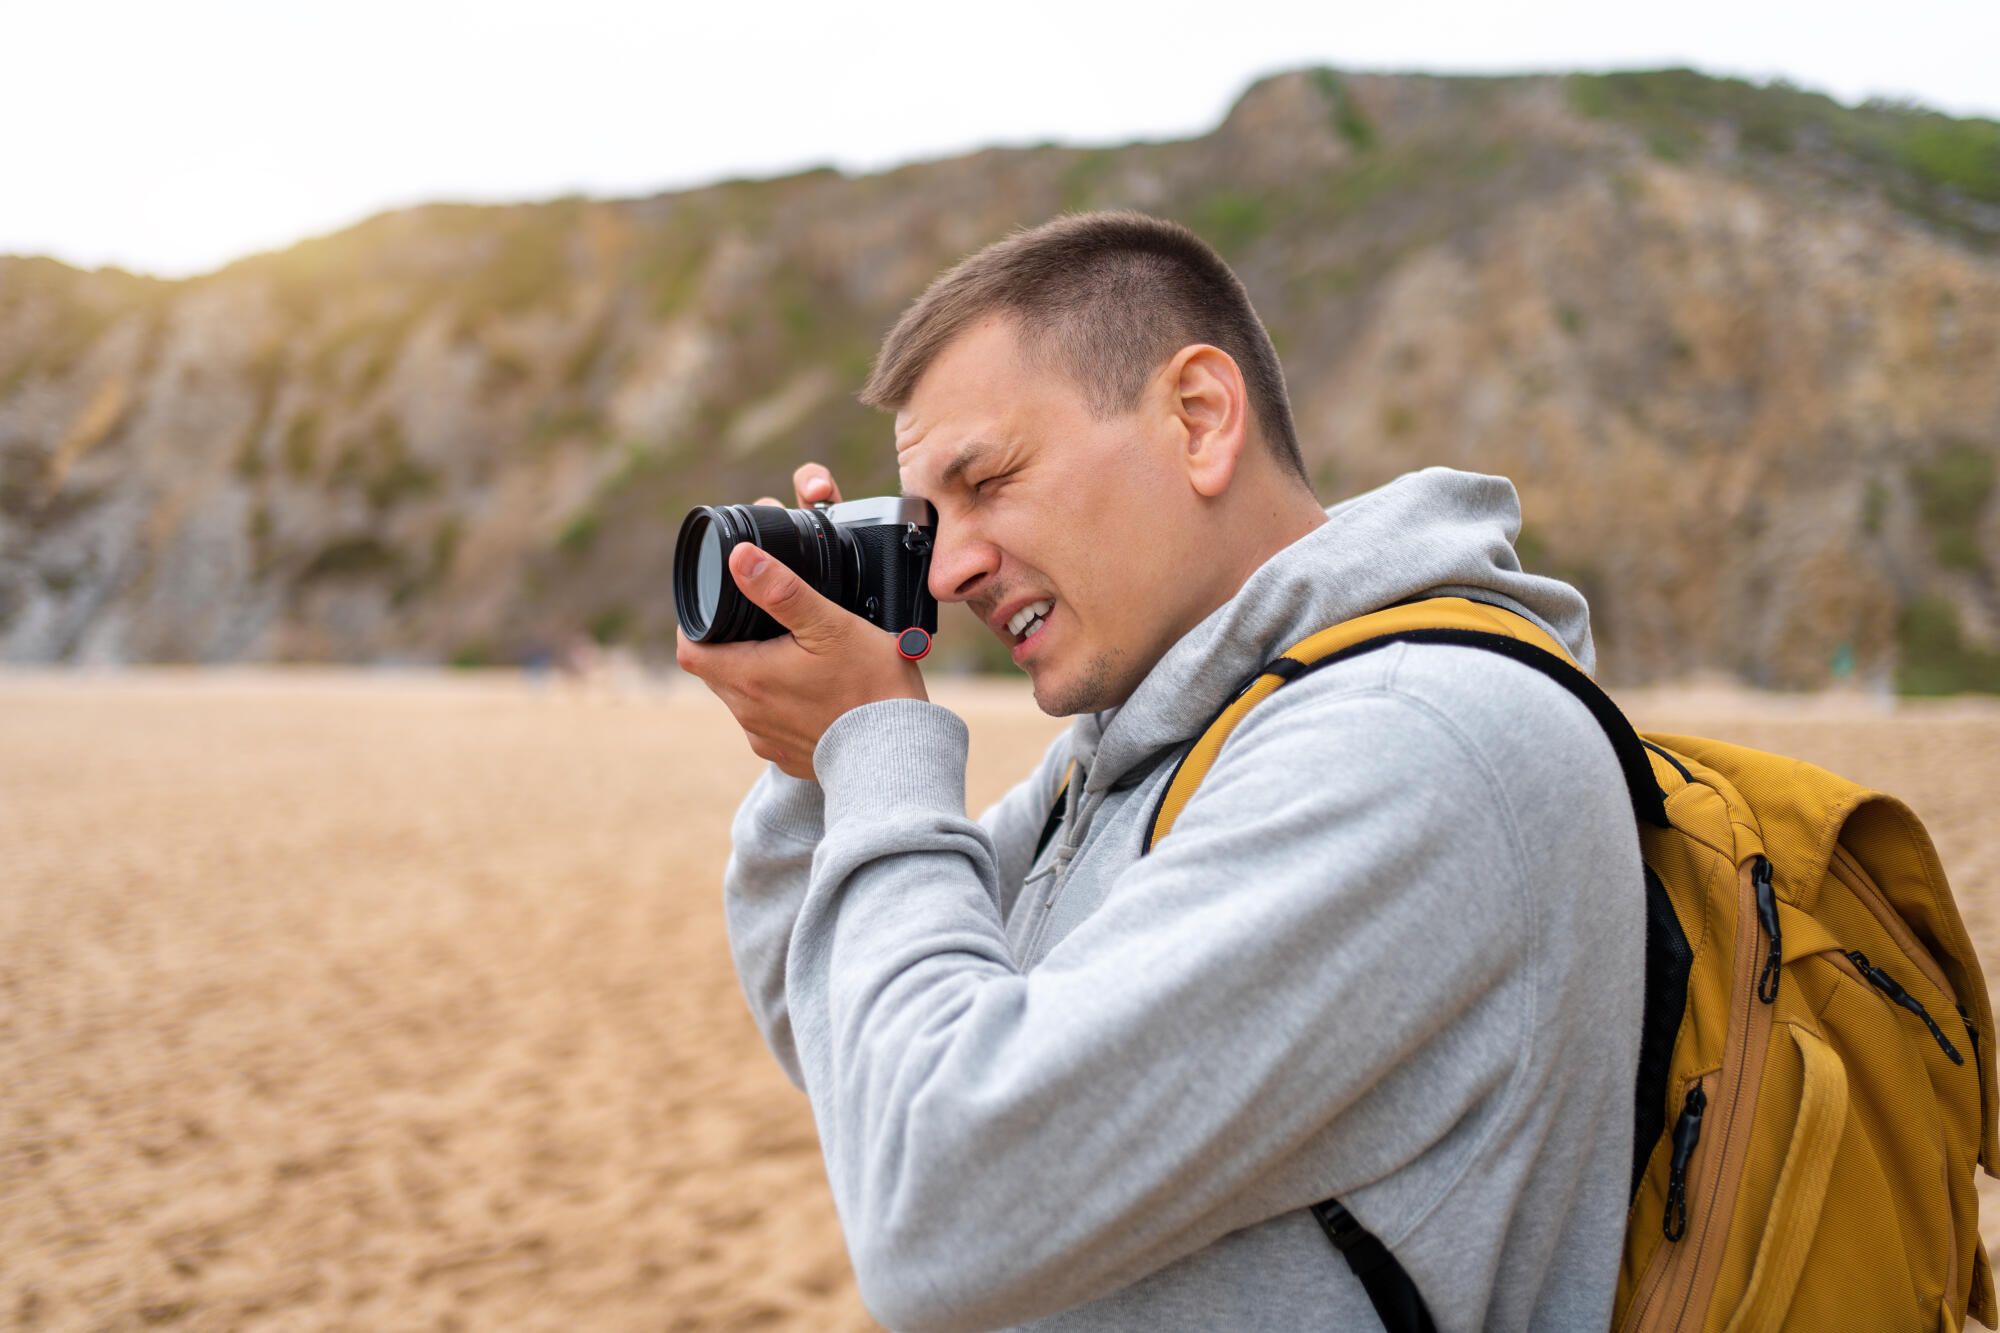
[3,69,1997,688]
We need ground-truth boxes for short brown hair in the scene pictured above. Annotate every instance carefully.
[860,212,1308,485]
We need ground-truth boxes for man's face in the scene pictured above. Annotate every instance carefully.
[896,316,1197,716]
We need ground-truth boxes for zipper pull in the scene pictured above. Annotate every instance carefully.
[1848,951,1965,1065]
[1663,1083,1707,1241]
[1753,856,1781,1004]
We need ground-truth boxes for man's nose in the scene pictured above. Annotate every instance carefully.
[927,524,998,603]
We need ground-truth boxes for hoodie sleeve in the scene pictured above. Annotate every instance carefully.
[790,679,1594,1333]
[722,716,1074,1089]
[721,765,828,1089]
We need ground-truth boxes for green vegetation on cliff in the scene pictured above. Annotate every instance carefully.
[1569,70,2000,239]
[1,67,1997,688]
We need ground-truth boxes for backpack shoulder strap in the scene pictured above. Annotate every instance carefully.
[1033,761,1076,863]
[1134,597,1664,1333]
[1143,596,1668,850]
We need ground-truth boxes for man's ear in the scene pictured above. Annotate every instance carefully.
[1164,344,1250,499]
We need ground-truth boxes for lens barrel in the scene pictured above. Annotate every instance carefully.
[673,504,856,642]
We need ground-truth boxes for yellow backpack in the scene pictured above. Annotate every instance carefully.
[1138,597,1998,1332]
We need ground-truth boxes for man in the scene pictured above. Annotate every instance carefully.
[677,212,1644,1332]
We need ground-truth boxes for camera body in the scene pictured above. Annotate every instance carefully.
[673,496,939,645]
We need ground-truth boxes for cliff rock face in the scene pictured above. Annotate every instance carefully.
[2,70,1996,687]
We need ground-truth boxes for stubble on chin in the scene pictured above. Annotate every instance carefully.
[1032,646,1129,717]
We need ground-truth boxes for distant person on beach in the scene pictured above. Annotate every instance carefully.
[677,213,1642,1331]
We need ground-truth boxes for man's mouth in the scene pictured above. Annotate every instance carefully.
[1006,599,1054,646]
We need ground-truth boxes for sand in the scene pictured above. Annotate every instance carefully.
[2,671,1995,1331]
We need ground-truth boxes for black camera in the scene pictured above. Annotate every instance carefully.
[673,497,939,658]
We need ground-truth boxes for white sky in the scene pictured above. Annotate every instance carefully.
[3,0,1996,278]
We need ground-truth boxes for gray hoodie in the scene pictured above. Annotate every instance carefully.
[722,468,1645,1332]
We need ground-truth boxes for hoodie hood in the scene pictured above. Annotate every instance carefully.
[1072,467,1594,795]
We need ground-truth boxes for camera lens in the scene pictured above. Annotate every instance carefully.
[696,521,723,623]
[674,503,857,642]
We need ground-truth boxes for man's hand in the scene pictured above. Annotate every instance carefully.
[677,463,929,780]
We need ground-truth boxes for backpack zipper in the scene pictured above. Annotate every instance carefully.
[1621,857,1778,1333]
[1662,1083,1707,1241]
[1753,855,1781,1004]
[1848,950,1966,1065]
[1958,1004,1982,1083]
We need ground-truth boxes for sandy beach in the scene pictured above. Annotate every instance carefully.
[3,671,1996,1330]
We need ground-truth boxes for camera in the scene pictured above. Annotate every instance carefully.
[673,497,939,658]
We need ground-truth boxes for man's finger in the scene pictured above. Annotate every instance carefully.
[728,542,844,648]
[753,495,783,507]
[794,463,842,508]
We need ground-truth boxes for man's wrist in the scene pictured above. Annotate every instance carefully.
[745,763,827,843]
[816,698,970,825]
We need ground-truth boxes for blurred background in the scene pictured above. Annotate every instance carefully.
[6,5,2000,1331]
[2,0,1997,690]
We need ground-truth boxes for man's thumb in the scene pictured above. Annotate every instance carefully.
[730,543,837,644]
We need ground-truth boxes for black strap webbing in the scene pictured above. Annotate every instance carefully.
[1033,779,1069,863]
[1310,1200,1438,1333]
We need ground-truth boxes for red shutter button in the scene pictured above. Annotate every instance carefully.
[896,627,931,661]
